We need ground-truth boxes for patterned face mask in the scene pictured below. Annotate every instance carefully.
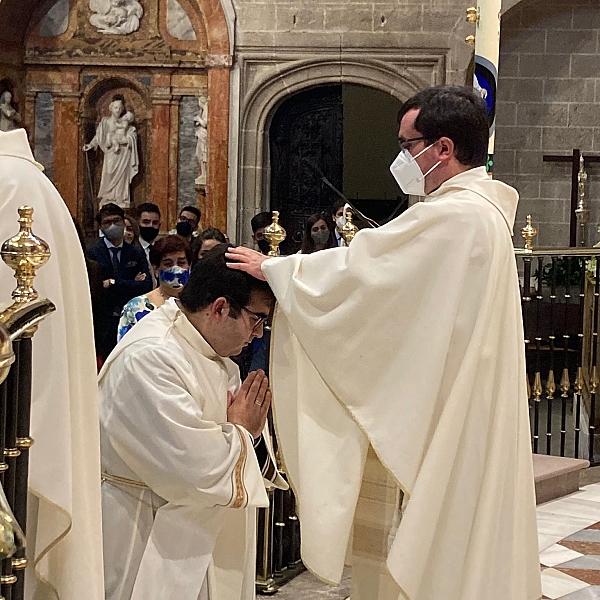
[159,266,190,289]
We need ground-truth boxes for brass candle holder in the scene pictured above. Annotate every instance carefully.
[341,208,358,246]
[521,215,537,252]
[264,211,286,257]
[1,206,51,305]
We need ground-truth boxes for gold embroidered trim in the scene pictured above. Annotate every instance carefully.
[231,425,249,509]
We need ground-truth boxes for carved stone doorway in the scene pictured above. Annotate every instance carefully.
[268,83,406,248]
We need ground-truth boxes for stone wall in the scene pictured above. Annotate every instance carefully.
[495,0,600,247]
[229,0,476,244]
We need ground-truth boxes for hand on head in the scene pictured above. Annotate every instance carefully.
[226,247,269,281]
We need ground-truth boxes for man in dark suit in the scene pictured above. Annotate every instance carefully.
[89,203,152,361]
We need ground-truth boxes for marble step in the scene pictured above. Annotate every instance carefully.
[534,454,590,505]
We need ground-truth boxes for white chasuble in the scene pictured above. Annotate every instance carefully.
[0,129,104,600]
[99,299,286,600]
[264,166,542,600]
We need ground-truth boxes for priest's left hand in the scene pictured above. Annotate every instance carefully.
[226,247,269,281]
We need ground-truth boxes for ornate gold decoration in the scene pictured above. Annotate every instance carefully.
[522,215,537,252]
[465,35,476,45]
[533,372,543,402]
[560,368,570,397]
[11,558,27,570]
[0,575,16,585]
[15,437,34,449]
[575,367,584,395]
[264,211,286,257]
[3,449,20,458]
[0,509,17,560]
[546,370,556,399]
[0,464,8,473]
[1,206,51,305]
[591,366,599,395]
[341,208,359,246]
[0,323,14,386]
[576,155,590,246]
[466,7,478,23]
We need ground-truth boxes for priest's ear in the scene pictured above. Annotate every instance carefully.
[435,136,455,163]
[210,297,231,322]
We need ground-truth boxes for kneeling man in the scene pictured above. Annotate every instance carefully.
[99,244,286,600]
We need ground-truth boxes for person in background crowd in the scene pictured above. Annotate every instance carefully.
[72,217,104,363]
[137,202,162,285]
[251,211,272,255]
[193,227,228,264]
[170,205,201,241]
[89,202,152,361]
[123,213,141,249]
[300,213,336,254]
[118,234,192,341]
[331,198,345,247]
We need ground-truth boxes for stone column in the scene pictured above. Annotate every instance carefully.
[206,65,230,232]
[169,98,180,231]
[53,94,80,216]
[150,100,171,231]
[23,92,36,145]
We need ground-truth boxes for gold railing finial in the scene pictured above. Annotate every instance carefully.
[341,207,359,246]
[264,211,286,257]
[521,215,537,252]
[1,206,51,304]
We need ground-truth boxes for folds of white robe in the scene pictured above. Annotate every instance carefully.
[99,298,286,600]
[264,166,542,600]
[0,129,104,600]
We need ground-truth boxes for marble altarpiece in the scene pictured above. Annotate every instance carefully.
[0,0,231,234]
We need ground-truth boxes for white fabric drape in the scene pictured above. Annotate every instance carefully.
[264,167,542,600]
[99,299,285,600]
[0,129,104,600]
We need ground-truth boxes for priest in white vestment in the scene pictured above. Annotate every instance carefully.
[99,244,287,600]
[227,86,542,600]
[0,129,104,600]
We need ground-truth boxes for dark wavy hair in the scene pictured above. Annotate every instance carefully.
[179,244,273,314]
[300,213,336,254]
[149,235,193,267]
[396,86,488,168]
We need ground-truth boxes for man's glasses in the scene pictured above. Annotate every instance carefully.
[241,306,268,332]
[101,217,124,227]
[397,136,425,151]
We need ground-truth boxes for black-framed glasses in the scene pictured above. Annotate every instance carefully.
[397,137,425,151]
[241,306,268,332]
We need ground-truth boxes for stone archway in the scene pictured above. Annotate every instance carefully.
[231,48,447,245]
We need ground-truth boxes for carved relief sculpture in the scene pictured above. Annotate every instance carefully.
[194,95,208,186]
[89,0,143,35]
[83,94,139,208]
[0,92,22,132]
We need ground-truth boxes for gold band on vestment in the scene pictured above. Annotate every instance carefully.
[101,472,149,490]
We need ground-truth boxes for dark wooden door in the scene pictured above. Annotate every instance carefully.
[269,85,343,247]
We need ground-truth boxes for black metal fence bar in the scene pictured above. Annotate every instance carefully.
[516,248,600,465]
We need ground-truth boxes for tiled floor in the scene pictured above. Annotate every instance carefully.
[269,482,600,600]
[540,483,600,599]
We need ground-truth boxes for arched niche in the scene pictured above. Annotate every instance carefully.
[80,76,150,230]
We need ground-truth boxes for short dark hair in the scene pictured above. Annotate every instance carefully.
[149,234,193,267]
[331,198,345,217]
[198,227,227,244]
[96,203,125,225]
[396,86,488,168]
[136,202,161,219]
[251,212,272,233]
[180,206,201,223]
[179,244,273,313]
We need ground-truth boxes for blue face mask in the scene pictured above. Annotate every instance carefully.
[159,266,190,289]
